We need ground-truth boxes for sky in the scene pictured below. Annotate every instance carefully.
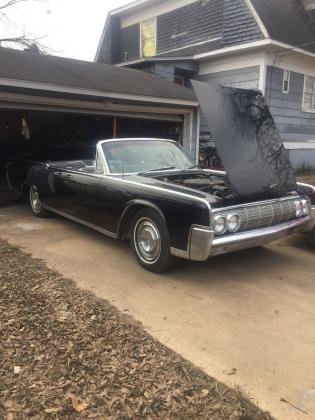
[0,0,131,61]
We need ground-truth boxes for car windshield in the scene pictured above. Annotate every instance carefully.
[101,140,195,174]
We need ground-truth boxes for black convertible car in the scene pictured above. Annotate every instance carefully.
[6,138,314,272]
[6,85,315,272]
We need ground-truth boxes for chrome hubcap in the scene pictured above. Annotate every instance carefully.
[30,187,41,212]
[134,218,161,264]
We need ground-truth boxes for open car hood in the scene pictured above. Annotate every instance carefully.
[192,81,297,198]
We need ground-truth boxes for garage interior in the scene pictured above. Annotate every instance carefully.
[0,46,198,203]
[0,109,183,189]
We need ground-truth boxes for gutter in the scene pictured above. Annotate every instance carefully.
[194,39,315,61]
[116,39,315,68]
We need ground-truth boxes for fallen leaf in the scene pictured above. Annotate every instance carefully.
[200,389,209,398]
[66,393,89,413]
[56,311,71,322]
[223,368,237,376]
[45,408,60,414]
[13,366,20,374]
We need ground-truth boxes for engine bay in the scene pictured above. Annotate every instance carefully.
[156,172,235,200]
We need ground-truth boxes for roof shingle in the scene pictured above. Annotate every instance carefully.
[0,47,197,103]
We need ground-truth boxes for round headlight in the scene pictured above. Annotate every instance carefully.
[295,200,303,218]
[214,215,227,235]
[301,199,311,216]
[226,213,241,233]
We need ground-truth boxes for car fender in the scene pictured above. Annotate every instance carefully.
[117,199,166,239]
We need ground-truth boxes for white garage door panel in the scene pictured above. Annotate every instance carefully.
[0,91,184,122]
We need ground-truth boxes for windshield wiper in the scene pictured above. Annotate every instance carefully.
[139,166,177,174]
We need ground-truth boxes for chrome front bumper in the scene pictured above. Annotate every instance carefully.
[172,215,313,262]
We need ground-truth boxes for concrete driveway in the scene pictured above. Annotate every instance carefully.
[1,203,315,419]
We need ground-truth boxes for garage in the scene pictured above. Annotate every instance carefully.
[0,47,199,199]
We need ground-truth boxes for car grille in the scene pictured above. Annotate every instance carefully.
[213,197,298,234]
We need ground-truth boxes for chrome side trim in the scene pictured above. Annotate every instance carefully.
[297,182,315,192]
[42,205,118,239]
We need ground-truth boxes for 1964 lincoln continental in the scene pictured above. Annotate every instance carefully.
[6,85,315,272]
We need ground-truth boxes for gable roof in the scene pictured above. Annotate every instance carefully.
[96,0,315,64]
[0,47,197,106]
[251,0,315,53]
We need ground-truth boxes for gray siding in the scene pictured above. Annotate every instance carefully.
[289,150,315,170]
[98,19,112,64]
[266,66,315,141]
[98,16,121,65]
[157,0,223,54]
[97,0,265,64]
[120,23,140,62]
[222,0,264,46]
[154,63,175,81]
[196,66,260,133]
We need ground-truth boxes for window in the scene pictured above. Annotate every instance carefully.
[174,75,184,86]
[303,75,315,112]
[282,69,290,94]
[102,140,194,174]
[95,151,104,174]
[140,18,156,58]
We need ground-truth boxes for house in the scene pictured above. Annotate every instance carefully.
[95,0,315,170]
[0,46,199,192]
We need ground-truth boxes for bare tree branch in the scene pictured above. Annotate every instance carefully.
[0,35,49,52]
[0,0,30,11]
[0,0,49,53]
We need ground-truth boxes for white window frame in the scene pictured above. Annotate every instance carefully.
[282,69,290,94]
[140,16,157,58]
[302,74,315,114]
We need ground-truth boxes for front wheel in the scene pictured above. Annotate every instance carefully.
[130,208,178,273]
[29,185,49,218]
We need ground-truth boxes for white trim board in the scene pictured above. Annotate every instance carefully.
[284,142,315,150]
[198,50,267,75]
[265,53,315,79]
[195,39,270,60]
[194,39,315,61]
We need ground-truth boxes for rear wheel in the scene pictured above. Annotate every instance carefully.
[29,185,49,218]
[130,208,178,273]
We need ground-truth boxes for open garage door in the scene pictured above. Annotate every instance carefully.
[0,107,184,201]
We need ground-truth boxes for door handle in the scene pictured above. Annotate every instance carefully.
[64,174,72,179]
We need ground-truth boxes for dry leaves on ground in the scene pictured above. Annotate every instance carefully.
[0,239,273,419]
